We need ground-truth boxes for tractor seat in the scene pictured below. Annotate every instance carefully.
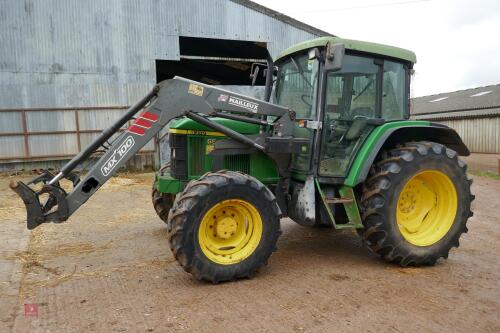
[345,117,369,140]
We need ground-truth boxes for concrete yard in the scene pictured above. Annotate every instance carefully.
[1,172,499,332]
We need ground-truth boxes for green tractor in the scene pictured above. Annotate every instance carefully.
[12,37,474,283]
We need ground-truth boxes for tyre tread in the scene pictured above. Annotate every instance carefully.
[358,141,474,266]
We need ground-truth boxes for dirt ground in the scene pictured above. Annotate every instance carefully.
[0,171,499,333]
[463,153,500,174]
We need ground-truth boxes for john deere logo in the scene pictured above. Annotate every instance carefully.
[228,96,259,113]
[101,136,135,177]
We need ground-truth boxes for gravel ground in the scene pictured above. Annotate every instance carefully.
[0,172,499,332]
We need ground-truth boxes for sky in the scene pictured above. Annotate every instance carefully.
[253,0,500,97]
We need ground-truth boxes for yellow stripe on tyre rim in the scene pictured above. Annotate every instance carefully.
[198,199,263,265]
[396,170,458,246]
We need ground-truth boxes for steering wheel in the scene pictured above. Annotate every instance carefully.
[301,94,313,107]
[327,118,349,142]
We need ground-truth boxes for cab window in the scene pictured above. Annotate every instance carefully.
[325,55,378,120]
[382,60,407,120]
[275,53,320,119]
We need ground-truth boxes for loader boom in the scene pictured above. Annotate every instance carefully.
[11,76,303,229]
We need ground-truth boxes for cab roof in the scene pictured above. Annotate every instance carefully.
[276,36,417,64]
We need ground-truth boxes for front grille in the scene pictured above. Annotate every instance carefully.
[223,154,250,174]
[188,137,205,176]
[170,134,187,179]
[170,134,251,179]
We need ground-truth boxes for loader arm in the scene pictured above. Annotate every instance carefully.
[11,77,303,229]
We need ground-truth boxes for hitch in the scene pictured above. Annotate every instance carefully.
[9,170,76,229]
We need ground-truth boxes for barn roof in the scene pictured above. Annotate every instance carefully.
[411,84,500,120]
[230,0,332,37]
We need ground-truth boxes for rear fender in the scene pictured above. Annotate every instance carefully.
[345,123,469,187]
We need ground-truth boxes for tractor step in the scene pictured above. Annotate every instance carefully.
[315,179,363,230]
[325,197,353,204]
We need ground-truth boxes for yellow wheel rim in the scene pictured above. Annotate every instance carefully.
[396,170,458,246]
[198,199,263,265]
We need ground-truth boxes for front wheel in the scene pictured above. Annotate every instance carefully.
[152,185,175,224]
[167,171,281,283]
[358,141,474,266]
[152,162,175,224]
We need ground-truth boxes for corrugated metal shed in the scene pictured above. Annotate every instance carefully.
[0,0,330,170]
[433,117,500,153]
[411,84,500,153]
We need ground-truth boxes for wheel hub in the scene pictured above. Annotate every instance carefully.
[398,186,417,214]
[215,216,238,239]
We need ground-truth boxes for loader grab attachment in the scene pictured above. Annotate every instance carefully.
[11,77,302,229]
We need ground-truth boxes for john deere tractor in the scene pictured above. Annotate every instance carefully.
[12,37,474,283]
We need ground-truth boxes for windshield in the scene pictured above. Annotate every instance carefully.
[275,53,319,119]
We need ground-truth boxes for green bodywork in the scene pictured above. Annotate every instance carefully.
[156,118,279,193]
[157,119,432,202]
[170,117,261,134]
[344,120,431,186]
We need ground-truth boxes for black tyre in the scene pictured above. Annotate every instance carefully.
[151,185,175,224]
[152,162,175,224]
[358,141,474,266]
[167,170,281,283]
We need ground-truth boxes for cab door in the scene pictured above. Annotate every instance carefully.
[318,54,382,178]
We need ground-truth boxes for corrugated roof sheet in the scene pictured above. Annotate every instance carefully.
[412,107,500,120]
[411,84,500,115]
[229,0,331,37]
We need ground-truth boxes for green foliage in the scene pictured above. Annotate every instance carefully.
[469,170,500,180]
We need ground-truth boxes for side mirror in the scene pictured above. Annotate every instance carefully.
[325,43,345,71]
[308,47,320,60]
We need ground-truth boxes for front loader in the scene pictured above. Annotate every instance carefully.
[11,37,474,283]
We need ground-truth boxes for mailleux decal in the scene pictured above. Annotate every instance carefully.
[228,96,259,113]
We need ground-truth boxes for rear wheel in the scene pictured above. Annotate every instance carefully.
[167,171,281,282]
[358,141,474,266]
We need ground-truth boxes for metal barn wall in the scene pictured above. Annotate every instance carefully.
[434,117,500,153]
[0,0,323,171]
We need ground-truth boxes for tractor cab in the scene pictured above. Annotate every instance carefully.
[273,37,415,179]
